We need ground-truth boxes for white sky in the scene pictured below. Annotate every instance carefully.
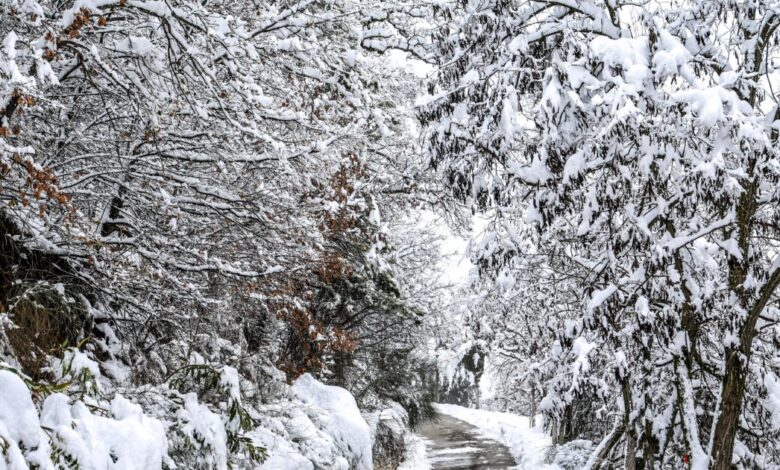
[417,210,492,288]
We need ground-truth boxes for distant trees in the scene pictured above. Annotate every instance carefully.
[421,0,780,468]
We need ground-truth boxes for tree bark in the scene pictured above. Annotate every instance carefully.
[710,352,746,470]
[710,179,758,469]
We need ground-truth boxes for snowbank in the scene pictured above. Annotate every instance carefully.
[434,403,553,468]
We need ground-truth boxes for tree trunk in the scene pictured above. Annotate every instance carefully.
[710,265,780,468]
[710,61,780,468]
[639,417,657,470]
[625,432,637,470]
[558,403,573,444]
[710,349,747,470]
[710,173,760,468]
[622,378,637,470]
[584,423,624,470]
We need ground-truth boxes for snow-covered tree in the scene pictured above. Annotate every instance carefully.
[421,0,780,467]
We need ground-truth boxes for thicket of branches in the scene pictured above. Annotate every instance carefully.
[0,0,456,467]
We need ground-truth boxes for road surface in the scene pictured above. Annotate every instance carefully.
[416,411,518,469]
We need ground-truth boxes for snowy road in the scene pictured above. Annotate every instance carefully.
[416,412,518,469]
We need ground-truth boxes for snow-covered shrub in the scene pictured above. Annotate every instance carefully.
[0,343,272,470]
[164,359,267,469]
[546,439,593,469]
[4,281,91,379]
[365,402,409,470]
[1,351,410,470]
[43,392,168,469]
[292,374,373,470]
[0,368,168,469]
[52,347,103,398]
[245,374,384,470]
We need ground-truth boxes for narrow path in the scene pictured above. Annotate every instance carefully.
[416,411,517,469]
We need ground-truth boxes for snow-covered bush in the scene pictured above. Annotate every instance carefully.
[365,402,409,469]
[163,359,266,469]
[1,346,416,470]
[546,439,593,470]
[292,374,373,470]
[0,368,168,469]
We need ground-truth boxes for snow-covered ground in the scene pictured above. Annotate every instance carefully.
[432,404,554,469]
